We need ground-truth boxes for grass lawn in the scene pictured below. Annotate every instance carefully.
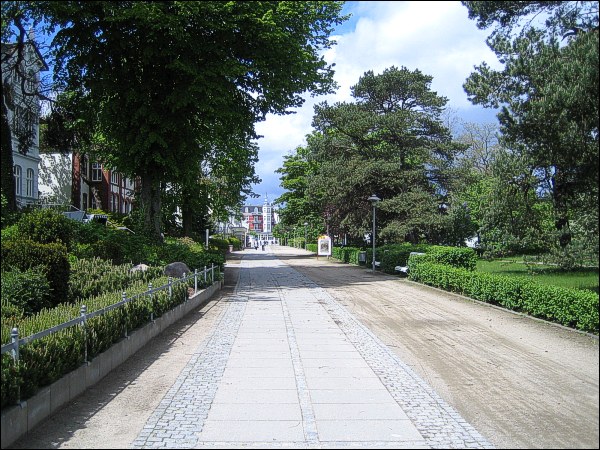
[476,259,599,294]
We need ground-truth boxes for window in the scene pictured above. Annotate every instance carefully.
[112,193,118,212]
[91,163,102,181]
[91,195,97,209]
[26,168,34,197]
[13,105,34,137]
[82,193,88,210]
[111,171,119,185]
[14,165,22,195]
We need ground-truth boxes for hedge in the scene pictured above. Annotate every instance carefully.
[1,274,197,407]
[407,256,598,334]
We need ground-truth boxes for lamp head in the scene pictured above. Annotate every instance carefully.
[367,194,381,204]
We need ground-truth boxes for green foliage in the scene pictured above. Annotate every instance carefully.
[422,246,478,271]
[1,268,52,317]
[1,354,22,407]
[227,236,242,251]
[463,1,599,253]
[0,274,198,406]
[1,239,70,308]
[408,258,599,333]
[15,208,76,250]
[68,258,162,303]
[283,66,468,244]
[35,1,347,240]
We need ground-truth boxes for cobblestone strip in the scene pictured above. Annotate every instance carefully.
[273,273,320,445]
[305,281,494,449]
[131,269,249,449]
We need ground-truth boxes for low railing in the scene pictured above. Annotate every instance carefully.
[1,265,218,366]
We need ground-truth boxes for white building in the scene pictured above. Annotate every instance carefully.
[2,38,48,208]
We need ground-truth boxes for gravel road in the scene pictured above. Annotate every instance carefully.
[7,246,599,449]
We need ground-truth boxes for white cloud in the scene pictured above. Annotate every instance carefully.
[252,1,501,200]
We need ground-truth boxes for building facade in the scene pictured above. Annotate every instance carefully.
[2,39,48,208]
[241,196,278,245]
[71,153,138,213]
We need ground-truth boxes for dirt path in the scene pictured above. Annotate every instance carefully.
[274,248,599,449]
[7,248,599,449]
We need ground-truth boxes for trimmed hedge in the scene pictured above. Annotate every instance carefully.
[408,256,599,334]
[421,246,477,271]
[1,274,196,407]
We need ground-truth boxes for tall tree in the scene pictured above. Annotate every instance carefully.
[308,66,465,243]
[34,1,347,240]
[462,1,599,249]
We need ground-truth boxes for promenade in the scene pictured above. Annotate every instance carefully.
[128,246,492,449]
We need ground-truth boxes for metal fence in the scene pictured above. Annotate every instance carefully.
[1,264,218,364]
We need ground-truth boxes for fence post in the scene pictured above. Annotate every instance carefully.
[168,277,172,298]
[204,266,207,284]
[10,327,19,363]
[194,269,198,293]
[122,292,128,337]
[182,273,187,301]
[80,305,88,363]
[211,264,214,283]
[10,328,20,404]
[148,283,153,321]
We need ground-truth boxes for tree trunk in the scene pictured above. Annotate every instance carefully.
[551,168,572,249]
[182,193,193,237]
[140,171,162,241]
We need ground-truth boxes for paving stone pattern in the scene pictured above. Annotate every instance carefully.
[131,250,493,449]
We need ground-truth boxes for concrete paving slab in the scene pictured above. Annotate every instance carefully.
[221,367,295,378]
[301,358,372,368]
[226,358,294,368]
[305,377,387,390]
[303,367,377,378]
[309,389,400,404]
[316,419,424,442]
[219,377,297,390]
[207,403,302,421]
[199,420,305,442]
[212,389,300,404]
[312,403,410,420]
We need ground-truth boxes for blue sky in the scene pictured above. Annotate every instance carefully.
[251,1,501,203]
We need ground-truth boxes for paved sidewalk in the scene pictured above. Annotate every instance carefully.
[131,246,493,449]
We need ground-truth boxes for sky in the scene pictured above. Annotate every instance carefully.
[250,1,502,204]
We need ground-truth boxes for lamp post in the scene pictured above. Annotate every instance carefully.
[368,194,381,273]
[304,222,308,250]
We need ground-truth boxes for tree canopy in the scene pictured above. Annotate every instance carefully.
[462,1,599,251]
[24,1,347,239]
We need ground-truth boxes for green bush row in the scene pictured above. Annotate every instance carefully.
[407,256,599,334]
[1,274,199,407]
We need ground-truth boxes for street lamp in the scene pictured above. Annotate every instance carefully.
[368,194,381,273]
[304,222,308,250]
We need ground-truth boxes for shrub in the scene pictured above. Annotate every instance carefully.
[16,209,76,250]
[68,258,162,302]
[407,257,599,334]
[1,239,70,308]
[1,268,52,316]
[422,246,477,270]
